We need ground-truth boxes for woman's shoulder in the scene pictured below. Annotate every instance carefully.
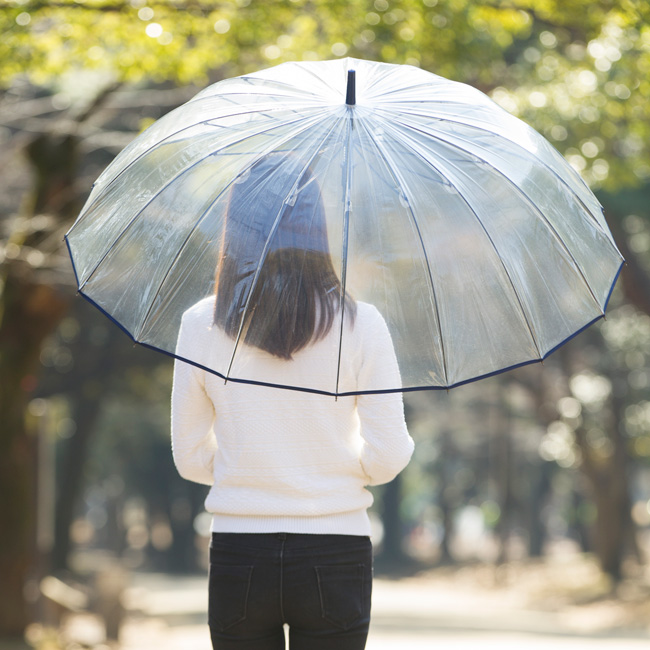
[354,301,387,328]
[176,296,225,358]
[181,295,216,325]
[350,301,395,354]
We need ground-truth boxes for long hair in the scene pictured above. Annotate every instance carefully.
[214,153,355,360]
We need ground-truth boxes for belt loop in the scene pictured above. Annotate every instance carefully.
[278,532,287,540]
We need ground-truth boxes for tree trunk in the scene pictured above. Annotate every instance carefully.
[0,126,80,636]
[574,378,637,580]
[527,460,551,557]
[379,475,406,565]
[570,487,593,553]
[0,272,69,635]
[436,427,455,565]
[558,347,637,581]
[573,426,632,580]
[51,391,104,572]
[491,385,514,567]
[0,390,35,637]
[167,482,206,573]
[599,192,650,318]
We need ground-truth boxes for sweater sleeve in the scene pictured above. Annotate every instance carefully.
[356,308,414,486]
[171,315,218,486]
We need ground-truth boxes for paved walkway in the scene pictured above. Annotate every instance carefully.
[62,568,650,649]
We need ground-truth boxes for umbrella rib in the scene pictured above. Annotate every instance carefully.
[369,80,454,99]
[334,113,354,397]
[378,104,611,240]
[206,91,325,122]
[387,112,610,316]
[190,74,330,104]
[133,115,341,342]
[191,91,327,109]
[237,73,330,100]
[359,65,390,96]
[223,116,345,382]
[71,104,327,233]
[196,88,324,102]
[377,116,546,361]
[78,111,329,293]
[73,102,323,214]
[354,118,450,387]
[285,66,342,97]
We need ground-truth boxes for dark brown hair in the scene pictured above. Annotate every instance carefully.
[214,153,355,360]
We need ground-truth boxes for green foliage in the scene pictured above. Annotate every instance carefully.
[0,0,534,84]
[2,0,649,190]
[489,1,650,189]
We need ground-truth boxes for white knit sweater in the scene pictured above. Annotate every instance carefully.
[171,297,414,536]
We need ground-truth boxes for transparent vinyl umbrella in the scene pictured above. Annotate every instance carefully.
[65,57,624,396]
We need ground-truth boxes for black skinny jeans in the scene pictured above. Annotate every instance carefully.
[208,532,373,650]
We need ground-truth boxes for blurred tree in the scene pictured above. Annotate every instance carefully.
[0,116,79,636]
[570,307,647,579]
[511,367,558,557]
[32,301,168,572]
[82,358,209,573]
[530,317,645,581]
[492,386,515,566]
[435,426,457,565]
[2,0,650,636]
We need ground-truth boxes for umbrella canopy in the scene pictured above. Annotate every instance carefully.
[65,57,623,395]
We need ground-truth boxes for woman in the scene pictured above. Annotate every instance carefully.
[171,153,414,649]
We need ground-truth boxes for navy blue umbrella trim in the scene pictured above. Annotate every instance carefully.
[66,238,624,397]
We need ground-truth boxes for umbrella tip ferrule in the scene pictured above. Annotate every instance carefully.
[345,69,356,106]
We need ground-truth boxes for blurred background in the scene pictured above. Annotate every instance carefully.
[1,0,650,648]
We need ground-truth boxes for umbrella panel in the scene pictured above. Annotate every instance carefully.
[387,106,608,238]
[343,121,447,389]
[356,119,539,385]
[371,116,619,381]
[391,112,617,286]
[80,121,330,320]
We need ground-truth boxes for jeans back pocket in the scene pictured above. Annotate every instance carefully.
[208,564,253,632]
[315,563,368,630]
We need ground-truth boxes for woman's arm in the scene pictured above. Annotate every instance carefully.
[356,307,414,486]
[171,313,218,486]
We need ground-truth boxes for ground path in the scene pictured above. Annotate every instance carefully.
[58,556,650,649]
